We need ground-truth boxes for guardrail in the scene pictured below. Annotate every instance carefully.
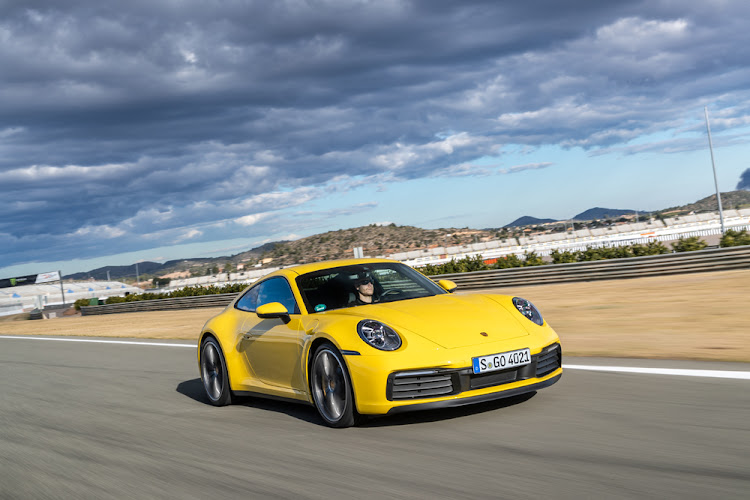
[80,246,750,315]
[81,293,238,316]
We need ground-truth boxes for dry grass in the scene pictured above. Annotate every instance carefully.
[2,269,749,362]
[477,269,750,362]
[0,308,221,340]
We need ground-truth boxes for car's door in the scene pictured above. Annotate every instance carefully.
[236,277,306,393]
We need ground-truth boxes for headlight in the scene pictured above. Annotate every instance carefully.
[357,320,402,351]
[512,297,544,326]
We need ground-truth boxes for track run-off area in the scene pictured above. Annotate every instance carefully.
[1,335,748,499]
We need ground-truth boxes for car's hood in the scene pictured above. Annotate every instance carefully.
[336,294,530,349]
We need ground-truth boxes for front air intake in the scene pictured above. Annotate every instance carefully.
[388,371,456,400]
[536,344,561,377]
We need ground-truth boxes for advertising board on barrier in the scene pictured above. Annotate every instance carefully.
[35,271,61,283]
[0,271,61,288]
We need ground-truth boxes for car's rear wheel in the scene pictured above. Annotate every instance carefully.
[310,344,357,428]
[200,336,233,406]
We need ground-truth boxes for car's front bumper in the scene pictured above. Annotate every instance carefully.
[346,341,562,415]
[386,372,561,414]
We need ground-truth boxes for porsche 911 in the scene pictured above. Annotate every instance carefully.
[198,258,561,427]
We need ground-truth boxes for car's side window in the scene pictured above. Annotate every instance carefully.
[237,277,299,314]
[236,285,260,312]
[257,277,300,314]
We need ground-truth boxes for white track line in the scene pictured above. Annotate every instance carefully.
[1,336,748,380]
[563,364,750,380]
[0,335,195,348]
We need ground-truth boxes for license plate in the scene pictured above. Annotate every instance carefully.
[472,348,531,374]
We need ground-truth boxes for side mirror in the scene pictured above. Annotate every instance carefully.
[438,279,457,293]
[256,302,290,319]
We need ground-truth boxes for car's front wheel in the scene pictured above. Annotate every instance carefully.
[200,336,233,406]
[310,344,357,428]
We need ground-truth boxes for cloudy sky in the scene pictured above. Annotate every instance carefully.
[2,0,750,277]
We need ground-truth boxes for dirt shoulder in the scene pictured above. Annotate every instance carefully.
[2,269,748,362]
[480,269,750,363]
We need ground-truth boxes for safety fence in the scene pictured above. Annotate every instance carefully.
[80,245,750,315]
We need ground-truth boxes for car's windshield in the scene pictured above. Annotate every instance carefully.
[296,262,446,313]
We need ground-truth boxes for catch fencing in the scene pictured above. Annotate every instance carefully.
[80,246,750,315]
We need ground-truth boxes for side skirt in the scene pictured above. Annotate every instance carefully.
[233,391,314,407]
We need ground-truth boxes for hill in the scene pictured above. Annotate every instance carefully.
[66,261,165,281]
[504,204,670,228]
[504,216,558,227]
[658,190,750,215]
[65,241,282,281]
[250,224,504,268]
[572,207,635,220]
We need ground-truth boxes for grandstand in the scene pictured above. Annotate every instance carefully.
[165,267,281,290]
[0,281,142,317]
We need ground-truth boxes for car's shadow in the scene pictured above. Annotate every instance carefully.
[176,378,213,405]
[176,378,321,424]
[177,378,536,428]
[358,392,537,428]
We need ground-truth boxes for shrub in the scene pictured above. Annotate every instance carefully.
[422,255,493,275]
[152,277,171,287]
[671,236,708,252]
[551,249,578,264]
[577,247,609,261]
[491,254,525,269]
[720,229,750,247]
[632,241,669,256]
[73,298,90,311]
[522,251,545,266]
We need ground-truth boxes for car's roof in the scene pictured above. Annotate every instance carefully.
[272,258,399,278]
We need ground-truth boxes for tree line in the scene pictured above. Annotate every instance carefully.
[419,230,749,275]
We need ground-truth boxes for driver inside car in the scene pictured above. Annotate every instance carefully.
[350,276,379,306]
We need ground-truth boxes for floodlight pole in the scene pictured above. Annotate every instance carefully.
[704,106,725,233]
[59,270,65,305]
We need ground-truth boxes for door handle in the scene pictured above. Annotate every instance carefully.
[242,331,260,340]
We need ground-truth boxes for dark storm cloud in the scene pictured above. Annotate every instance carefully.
[2,0,750,267]
[738,169,750,190]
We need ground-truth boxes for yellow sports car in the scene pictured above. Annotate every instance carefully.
[198,258,561,427]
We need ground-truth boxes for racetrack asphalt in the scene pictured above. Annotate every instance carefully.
[1,336,748,499]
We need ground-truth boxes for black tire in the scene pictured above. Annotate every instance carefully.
[310,343,357,428]
[200,336,233,406]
